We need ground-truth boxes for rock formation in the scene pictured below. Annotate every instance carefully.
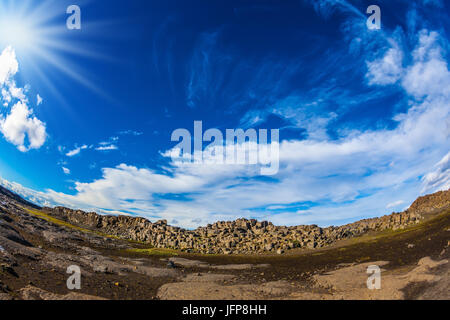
[41,190,450,254]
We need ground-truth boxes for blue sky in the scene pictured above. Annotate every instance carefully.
[0,0,449,229]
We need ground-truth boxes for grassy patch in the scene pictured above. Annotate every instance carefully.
[356,256,371,262]
[125,248,179,257]
[24,207,124,242]
[24,208,91,233]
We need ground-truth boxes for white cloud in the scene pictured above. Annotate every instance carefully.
[4,81,27,103]
[0,46,47,151]
[66,137,120,155]
[95,145,118,151]
[66,145,88,157]
[422,152,450,193]
[386,200,405,210]
[0,101,47,152]
[402,30,450,98]
[0,47,27,105]
[62,167,71,175]
[366,41,404,85]
[0,46,18,85]
[37,94,43,106]
[0,177,52,207]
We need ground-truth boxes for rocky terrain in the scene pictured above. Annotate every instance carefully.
[0,185,449,300]
[43,190,449,254]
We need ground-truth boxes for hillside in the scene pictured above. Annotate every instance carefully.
[0,185,449,300]
[40,190,449,254]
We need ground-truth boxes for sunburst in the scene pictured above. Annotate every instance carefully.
[0,0,106,103]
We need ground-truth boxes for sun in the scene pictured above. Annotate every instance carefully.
[0,0,63,54]
[0,16,37,51]
[0,0,103,100]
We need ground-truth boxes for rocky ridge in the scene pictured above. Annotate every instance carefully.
[41,190,450,255]
[1,184,449,301]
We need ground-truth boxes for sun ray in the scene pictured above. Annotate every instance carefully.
[31,45,105,96]
[0,0,116,105]
[35,37,117,62]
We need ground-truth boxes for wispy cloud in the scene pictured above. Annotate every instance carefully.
[366,40,404,85]
[119,130,143,136]
[66,145,88,157]
[33,25,450,228]
[306,0,365,19]
[95,144,118,151]
[386,200,405,209]
[422,152,450,193]
[36,94,43,106]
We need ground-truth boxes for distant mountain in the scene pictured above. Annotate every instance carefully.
[0,185,41,209]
